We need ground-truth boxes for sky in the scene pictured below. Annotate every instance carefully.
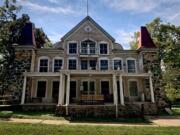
[1,0,180,49]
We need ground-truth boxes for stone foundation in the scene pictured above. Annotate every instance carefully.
[55,103,157,118]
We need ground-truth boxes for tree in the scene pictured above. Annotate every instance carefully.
[35,28,52,48]
[130,32,139,49]
[146,18,180,102]
[0,0,29,95]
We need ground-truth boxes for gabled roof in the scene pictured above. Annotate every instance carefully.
[138,26,157,49]
[61,16,115,42]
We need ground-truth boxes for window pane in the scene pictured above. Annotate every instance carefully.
[89,81,95,94]
[69,43,77,54]
[127,60,136,73]
[90,44,96,54]
[37,81,46,97]
[83,81,88,94]
[114,60,122,70]
[52,81,59,99]
[39,59,48,72]
[129,81,138,96]
[100,43,108,54]
[81,60,88,70]
[100,60,108,70]
[89,60,96,70]
[69,59,76,70]
[54,59,62,72]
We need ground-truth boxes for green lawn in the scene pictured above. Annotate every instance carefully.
[0,122,180,135]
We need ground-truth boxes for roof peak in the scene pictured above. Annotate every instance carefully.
[61,16,115,42]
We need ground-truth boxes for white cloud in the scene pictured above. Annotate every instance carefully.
[115,30,135,49]
[103,0,158,13]
[19,1,75,14]
[48,32,63,43]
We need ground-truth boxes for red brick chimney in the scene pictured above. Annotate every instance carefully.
[138,26,157,49]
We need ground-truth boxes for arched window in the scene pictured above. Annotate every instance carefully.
[81,39,96,55]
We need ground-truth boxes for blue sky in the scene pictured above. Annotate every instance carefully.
[1,0,180,49]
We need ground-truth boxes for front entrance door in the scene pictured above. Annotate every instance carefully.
[70,81,76,103]
[52,81,59,103]
[101,81,111,102]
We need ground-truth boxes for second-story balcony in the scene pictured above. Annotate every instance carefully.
[80,47,99,57]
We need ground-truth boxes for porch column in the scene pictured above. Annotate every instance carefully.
[21,75,27,104]
[112,74,118,105]
[149,76,155,103]
[119,75,125,106]
[58,73,63,105]
[65,74,70,115]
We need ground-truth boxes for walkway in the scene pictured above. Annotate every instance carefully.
[0,116,180,127]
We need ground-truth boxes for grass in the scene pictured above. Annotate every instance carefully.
[0,111,65,120]
[0,122,180,135]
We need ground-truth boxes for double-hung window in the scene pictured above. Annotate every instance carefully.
[39,59,48,72]
[100,43,108,54]
[100,59,108,70]
[114,59,122,70]
[127,59,136,73]
[81,60,88,70]
[68,59,77,70]
[69,43,77,54]
[54,59,62,72]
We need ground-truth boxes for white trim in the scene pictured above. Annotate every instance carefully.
[112,57,123,71]
[128,79,139,97]
[80,38,97,55]
[67,41,78,55]
[68,57,78,70]
[38,56,50,72]
[99,57,109,70]
[100,79,110,94]
[126,58,137,73]
[52,57,64,72]
[99,41,109,55]
[35,79,48,98]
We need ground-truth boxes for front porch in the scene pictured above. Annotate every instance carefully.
[21,71,156,117]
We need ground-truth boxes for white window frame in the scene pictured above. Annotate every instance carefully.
[38,56,50,72]
[126,58,137,73]
[112,57,123,71]
[67,41,78,55]
[80,38,97,55]
[99,57,109,70]
[68,57,78,70]
[99,41,109,55]
[128,79,139,97]
[52,57,64,72]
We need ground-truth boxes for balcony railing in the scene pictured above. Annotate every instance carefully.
[80,47,98,55]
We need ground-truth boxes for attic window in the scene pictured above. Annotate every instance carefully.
[84,25,92,32]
